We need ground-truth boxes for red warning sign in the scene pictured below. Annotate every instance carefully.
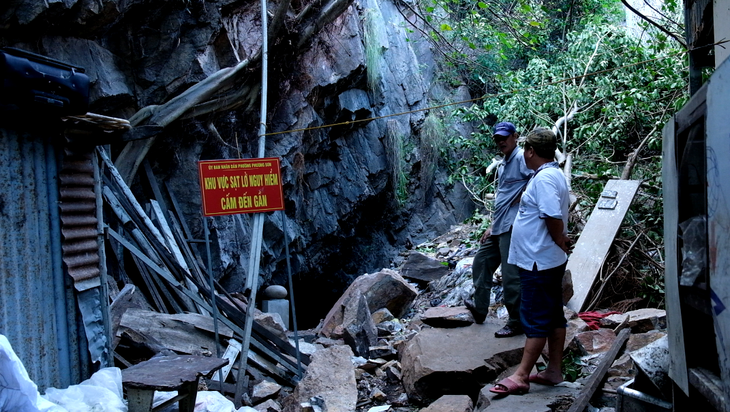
[198,157,284,216]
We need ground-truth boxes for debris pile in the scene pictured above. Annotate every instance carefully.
[99,159,670,411]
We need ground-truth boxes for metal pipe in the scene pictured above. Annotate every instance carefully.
[46,141,72,386]
[616,379,673,411]
[282,211,302,379]
[204,217,223,390]
[237,0,270,402]
[95,149,113,367]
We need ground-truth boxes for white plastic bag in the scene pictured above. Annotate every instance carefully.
[42,368,126,412]
[152,390,241,412]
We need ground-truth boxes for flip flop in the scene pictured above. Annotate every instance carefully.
[489,377,529,395]
[528,373,562,386]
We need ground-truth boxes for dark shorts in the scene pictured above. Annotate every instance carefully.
[519,262,568,338]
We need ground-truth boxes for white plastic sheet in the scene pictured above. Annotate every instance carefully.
[0,334,52,412]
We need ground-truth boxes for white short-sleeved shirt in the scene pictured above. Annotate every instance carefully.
[508,163,569,271]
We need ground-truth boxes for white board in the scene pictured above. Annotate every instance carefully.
[662,116,689,394]
[566,179,641,312]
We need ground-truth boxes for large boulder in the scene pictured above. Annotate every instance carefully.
[319,269,417,337]
[399,320,524,404]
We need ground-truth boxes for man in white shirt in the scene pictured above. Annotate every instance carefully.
[489,127,571,396]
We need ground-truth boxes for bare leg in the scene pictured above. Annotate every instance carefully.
[507,336,547,387]
[533,327,565,384]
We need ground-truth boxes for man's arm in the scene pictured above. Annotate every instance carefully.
[544,217,572,253]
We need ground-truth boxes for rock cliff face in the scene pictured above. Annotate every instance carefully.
[1,0,476,326]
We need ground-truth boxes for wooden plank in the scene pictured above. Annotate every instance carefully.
[109,284,151,347]
[165,180,194,241]
[566,179,641,312]
[150,200,203,314]
[210,339,241,382]
[122,355,228,391]
[108,228,303,382]
[662,116,689,395]
[167,211,208,288]
[119,308,220,355]
[131,255,168,313]
[567,328,630,412]
[143,159,169,214]
[167,312,234,338]
[705,60,730,409]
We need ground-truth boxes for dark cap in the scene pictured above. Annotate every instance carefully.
[493,121,516,137]
[525,127,557,151]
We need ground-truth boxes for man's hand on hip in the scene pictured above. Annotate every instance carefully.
[480,228,492,244]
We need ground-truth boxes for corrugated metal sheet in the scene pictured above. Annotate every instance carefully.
[0,126,83,391]
[60,144,100,285]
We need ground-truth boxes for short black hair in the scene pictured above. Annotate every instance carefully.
[524,141,555,159]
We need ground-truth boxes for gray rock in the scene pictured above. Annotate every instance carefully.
[400,252,449,283]
[604,308,667,333]
[629,335,670,397]
[420,394,473,412]
[253,399,282,412]
[252,380,282,404]
[420,306,474,328]
[281,345,357,412]
[371,308,394,324]
[342,291,378,357]
[264,285,288,299]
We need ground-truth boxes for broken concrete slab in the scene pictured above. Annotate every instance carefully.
[482,382,580,411]
[118,308,222,355]
[399,319,524,404]
[420,394,473,411]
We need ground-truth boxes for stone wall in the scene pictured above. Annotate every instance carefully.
[1,0,476,326]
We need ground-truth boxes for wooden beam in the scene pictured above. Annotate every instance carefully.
[567,328,630,412]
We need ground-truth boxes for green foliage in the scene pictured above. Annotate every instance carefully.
[409,0,686,310]
[364,6,386,92]
[421,111,450,190]
[562,350,585,382]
